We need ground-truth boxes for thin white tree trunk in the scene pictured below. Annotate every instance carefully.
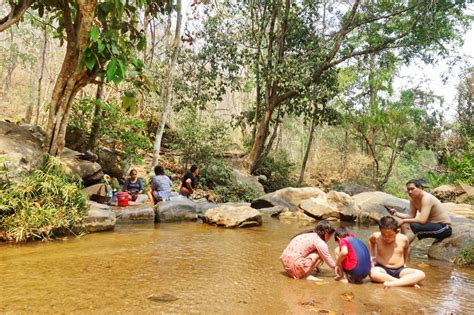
[152,0,182,166]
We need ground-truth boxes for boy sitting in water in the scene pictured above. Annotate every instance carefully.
[369,216,425,288]
[334,227,371,284]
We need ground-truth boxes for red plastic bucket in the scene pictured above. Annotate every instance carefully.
[117,191,129,207]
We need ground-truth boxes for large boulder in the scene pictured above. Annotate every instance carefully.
[258,205,288,216]
[454,183,474,204]
[432,185,457,202]
[203,204,262,228]
[155,199,200,222]
[251,187,325,211]
[0,121,44,184]
[232,169,265,195]
[443,202,474,220]
[299,191,359,221]
[81,201,116,232]
[333,183,375,196]
[352,191,409,223]
[113,204,155,223]
[428,221,474,267]
[278,210,316,222]
[60,148,104,185]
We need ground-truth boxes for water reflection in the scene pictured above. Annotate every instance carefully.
[1,217,473,313]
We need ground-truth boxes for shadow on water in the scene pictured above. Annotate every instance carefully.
[1,216,473,313]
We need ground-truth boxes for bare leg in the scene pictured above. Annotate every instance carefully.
[305,255,323,281]
[370,266,398,283]
[400,223,416,243]
[383,268,425,288]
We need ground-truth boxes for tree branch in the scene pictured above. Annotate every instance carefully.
[0,0,32,32]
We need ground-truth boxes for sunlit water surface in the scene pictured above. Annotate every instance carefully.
[1,217,473,314]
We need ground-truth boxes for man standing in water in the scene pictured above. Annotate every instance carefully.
[388,179,452,243]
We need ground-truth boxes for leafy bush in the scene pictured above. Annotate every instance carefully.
[70,97,151,163]
[455,244,474,267]
[0,156,88,242]
[256,153,297,192]
[427,145,474,187]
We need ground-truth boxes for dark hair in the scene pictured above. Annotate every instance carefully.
[334,227,349,242]
[190,164,198,172]
[129,168,138,176]
[154,165,165,175]
[379,216,399,231]
[406,179,423,189]
[294,220,335,240]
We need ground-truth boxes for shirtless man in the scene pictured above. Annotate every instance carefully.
[369,216,425,288]
[388,179,452,243]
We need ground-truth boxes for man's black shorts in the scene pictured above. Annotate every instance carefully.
[410,222,452,241]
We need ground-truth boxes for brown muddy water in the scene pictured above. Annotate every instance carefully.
[1,217,473,314]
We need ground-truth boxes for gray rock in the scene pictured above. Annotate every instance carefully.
[352,191,409,223]
[203,204,262,228]
[251,187,325,211]
[232,169,265,194]
[113,204,155,223]
[333,183,375,196]
[0,121,44,184]
[428,221,474,267]
[279,210,316,222]
[60,148,103,183]
[258,205,288,216]
[155,199,199,222]
[81,201,116,232]
[298,191,359,222]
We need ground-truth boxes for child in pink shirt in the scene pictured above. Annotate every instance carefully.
[280,220,337,280]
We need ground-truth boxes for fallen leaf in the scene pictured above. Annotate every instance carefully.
[341,292,354,301]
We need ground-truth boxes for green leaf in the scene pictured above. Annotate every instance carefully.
[98,40,105,54]
[90,26,100,42]
[106,59,118,82]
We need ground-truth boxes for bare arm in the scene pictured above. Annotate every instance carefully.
[402,237,409,266]
[402,201,431,224]
[390,202,416,219]
[368,233,377,266]
[336,245,348,267]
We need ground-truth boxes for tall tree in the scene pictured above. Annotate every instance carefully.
[153,0,182,166]
[213,0,470,173]
[1,1,170,155]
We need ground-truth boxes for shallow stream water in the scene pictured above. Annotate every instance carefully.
[1,217,473,314]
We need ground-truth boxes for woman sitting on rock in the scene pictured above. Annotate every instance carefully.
[122,168,144,201]
[148,165,173,204]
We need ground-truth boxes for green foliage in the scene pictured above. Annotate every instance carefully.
[455,243,474,267]
[0,156,87,242]
[256,153,297,193]
[427,145,474,187]
[200,161,259,203]
[70,97,151,163]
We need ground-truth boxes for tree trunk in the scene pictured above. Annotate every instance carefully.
[152,0,182,166]
[298,109,318,185]
[262,106,281,160]
[44,1,98,156]
[248,102,275,174]
[87,80,105,151]
[33,27,48,126]
[0,0,32,33]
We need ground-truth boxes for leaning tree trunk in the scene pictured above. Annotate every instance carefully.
[247,102,276,174]
[152,0,182,167]
[33,27,48,126]
[43,1,97,156]
[87,80,105,151]
[297,109,318,185]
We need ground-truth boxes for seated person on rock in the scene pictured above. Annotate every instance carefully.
[369,216,425,288]
[122,168,144,201]
[148,165,172,204]
[280,220,337,281]
[387,179,452,244]
[179,164,198,198]
[334,227,371,284]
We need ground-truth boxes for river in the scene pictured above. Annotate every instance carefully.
[1,217,473,314]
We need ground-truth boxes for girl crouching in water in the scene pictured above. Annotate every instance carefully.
[280,220,336,280]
